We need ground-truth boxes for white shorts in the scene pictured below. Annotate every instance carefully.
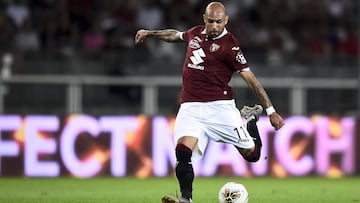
[174,99,255,160]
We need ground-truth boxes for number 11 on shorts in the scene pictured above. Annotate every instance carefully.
[234,127,248,141]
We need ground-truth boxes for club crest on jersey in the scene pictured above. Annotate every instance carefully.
[210,43,220,52]
[236,52,247,64]
[189,36,201,49]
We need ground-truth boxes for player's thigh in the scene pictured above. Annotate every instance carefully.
[206,104,254,149]
[174,104,203,147]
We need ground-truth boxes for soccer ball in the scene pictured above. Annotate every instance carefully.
[218,182,249,203]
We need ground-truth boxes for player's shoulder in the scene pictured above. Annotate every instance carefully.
[187,25,205,34]
[220,31,240,51]
[224,31,239,43]
[182,25,204,41]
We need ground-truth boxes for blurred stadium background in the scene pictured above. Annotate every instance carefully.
[0,0,359,181]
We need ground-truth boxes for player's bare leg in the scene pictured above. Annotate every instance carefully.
[238,104,263,162]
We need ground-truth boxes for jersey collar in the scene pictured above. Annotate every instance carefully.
[202,28,228,40]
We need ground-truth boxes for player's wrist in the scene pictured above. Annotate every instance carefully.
[146,30,154,36]
[266,106,276,116]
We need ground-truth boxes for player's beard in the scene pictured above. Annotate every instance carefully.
[208,29,221,39]
[208,32,219,39]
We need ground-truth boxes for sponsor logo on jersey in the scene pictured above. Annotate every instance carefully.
[188,48,205,70]
[190,48,206,65]
[189,36,201,49]
[232,46,240,51]
[236,52,247,64]
[187,63,204,70]
[210,43,220,52]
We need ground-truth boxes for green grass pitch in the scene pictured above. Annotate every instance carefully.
[0,176,359,203]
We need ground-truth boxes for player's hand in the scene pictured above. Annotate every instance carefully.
[135,29,148,45]
[269,112,284,130]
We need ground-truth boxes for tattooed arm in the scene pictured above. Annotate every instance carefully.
[135,29,183,44]
[239,70,284,130]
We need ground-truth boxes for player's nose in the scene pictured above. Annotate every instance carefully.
[210,25,218,31]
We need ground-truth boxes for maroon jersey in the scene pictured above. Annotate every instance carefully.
[179,25,249,103]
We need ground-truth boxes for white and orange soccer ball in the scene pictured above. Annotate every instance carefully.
[218,182,249,203]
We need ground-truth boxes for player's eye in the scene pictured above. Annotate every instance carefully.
[208,19,222,24]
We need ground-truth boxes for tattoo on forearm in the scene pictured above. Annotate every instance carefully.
[149,29,181,42]
[251,80,272,108]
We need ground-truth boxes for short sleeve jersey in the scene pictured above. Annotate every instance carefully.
[179,25,249,103]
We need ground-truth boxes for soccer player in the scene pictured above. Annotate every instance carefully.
[135,2,284,203]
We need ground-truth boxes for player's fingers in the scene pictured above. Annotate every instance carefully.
[135,30,148,45]
[135,33,141,44]
[270,114,284,130]
[135,31,144,44]
[274,120,284,130]
[271,119,281,130]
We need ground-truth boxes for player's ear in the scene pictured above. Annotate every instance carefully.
[203,14,207,24]
[224,15,229,25]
